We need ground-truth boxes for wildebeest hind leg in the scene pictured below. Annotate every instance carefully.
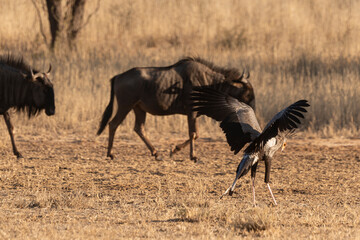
[133,107,161,160]
[107,107,132,160]
[170,113,199,162]
[3,112,23,159]
[170,139,191,157]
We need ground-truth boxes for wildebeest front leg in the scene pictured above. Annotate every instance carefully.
[188,114,199,162]
[3,112,23,159]
[133,107,161,160]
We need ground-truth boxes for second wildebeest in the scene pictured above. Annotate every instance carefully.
[0,55,55,158]
[97,57,255,161]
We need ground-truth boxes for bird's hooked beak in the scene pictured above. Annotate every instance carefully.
[281,141,287,152]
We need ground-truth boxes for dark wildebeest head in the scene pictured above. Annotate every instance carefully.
[215,70,255,110]
[186,57,255,111]
[0,56,55,117]
[0,55,55,158]
[27,66,55,116]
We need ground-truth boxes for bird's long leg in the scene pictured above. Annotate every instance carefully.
[251,162,258,206]
[266,183,277,206]
[264,156,277,205]
[220,171,241,199]
[252,177,256,206]
[220,186,232,199]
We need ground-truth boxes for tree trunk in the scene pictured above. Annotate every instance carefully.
[46,0,62,49]
[45,0,87,50]
[66,0,86,49]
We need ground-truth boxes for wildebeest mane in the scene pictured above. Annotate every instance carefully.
[0,54,42,118]
[153,57,249,111]
[175,57,242,82]
[0,55,40,75]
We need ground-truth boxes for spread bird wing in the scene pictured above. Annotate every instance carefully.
[245,100,310,153]
[191,87,262,154]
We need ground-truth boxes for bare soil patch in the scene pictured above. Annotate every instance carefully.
[0,135,359,239]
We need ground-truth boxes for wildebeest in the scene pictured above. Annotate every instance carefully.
[97,57,255,162]
[0,55,55,158]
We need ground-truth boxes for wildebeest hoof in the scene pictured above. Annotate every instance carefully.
[153,152,163,161]
[16,154,24,159]
[170,146,180,157]
[191,156,198,163]
[107,154,114,160]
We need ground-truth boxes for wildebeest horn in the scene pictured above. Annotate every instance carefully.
[239,70,245,80]
[240,70,250,79]
[244,71,250,79]
[30,69,35,80]
[239,70,250,81]
[46,64,52,75]
[232,70,250,84]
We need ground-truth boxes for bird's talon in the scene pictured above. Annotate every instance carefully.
[191,156,198,163]
[169,147,175,157]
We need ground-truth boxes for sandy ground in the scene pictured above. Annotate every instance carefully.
[0,133,359,239]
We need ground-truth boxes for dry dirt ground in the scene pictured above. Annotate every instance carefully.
[0,133,359,239]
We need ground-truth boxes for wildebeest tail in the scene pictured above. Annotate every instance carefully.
[97,77,115,135]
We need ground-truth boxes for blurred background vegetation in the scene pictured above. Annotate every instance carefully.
[0,0,359,139]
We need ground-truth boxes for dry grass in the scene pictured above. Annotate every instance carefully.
[1,0,360,239]
[0,0,359,137]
